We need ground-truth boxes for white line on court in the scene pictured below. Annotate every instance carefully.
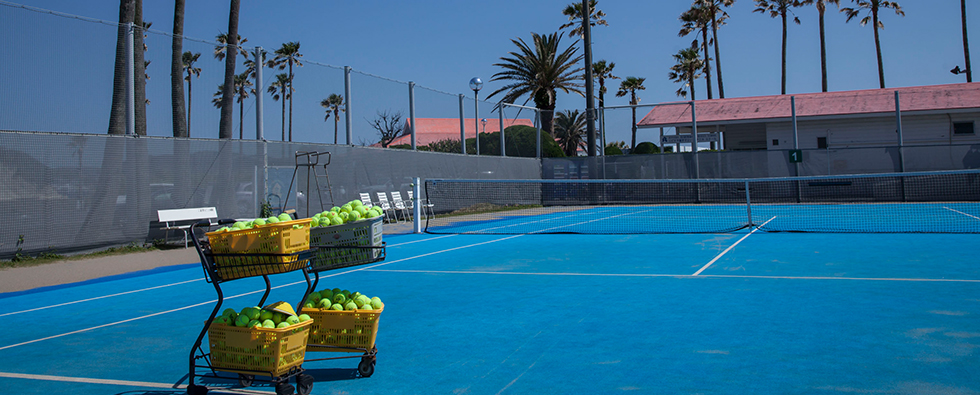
[0,372,275,394]
[692,216,775,276]
[0,235,525,351]
[363,269,980,283]
[944,206,980,221]
[461,208,616,233]
[384,233,457,246]
[0,278,203,317]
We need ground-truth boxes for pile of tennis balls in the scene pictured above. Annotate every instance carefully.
[213,213,301,233]
[213,305,312,329]
[303,288,384,311]
[309,200,383,227]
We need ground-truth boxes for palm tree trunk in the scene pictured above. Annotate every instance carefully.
[630,94,637,150]
[288,62,294,142]
[186,75,192,136]
[819,7,829,92]
[781,11,788,95]
[689,71,696,101]
[873,11,885,88]
[281,96,286,141]
[108,0,135,135]
[701,27,713,100]
[239,90,244,139]
[962,0,972,82]
[218,0,240,139]
[171,0,187,137]
[333,108,339,144]
[134,0,146,136]
[711,7,725,98]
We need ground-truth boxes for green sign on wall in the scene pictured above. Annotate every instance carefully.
[789,150,803,163]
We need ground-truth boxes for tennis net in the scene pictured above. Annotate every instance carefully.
[423,169,980,234]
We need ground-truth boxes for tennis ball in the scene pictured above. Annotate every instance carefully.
[262,319,275,328]
[310,217,320,227]
[285,315,300,325]
[247,319,261,328]
[308,291,322,303]
[330,216,343,226]
[246,309,261,321]
[233,221,247,229]
[339,212,349,222]
[340,290,351,297]
[370,298,383,310]
[331,206,341,213]
[332,293,347,304]
[304,301,315,309]
[358,303,372,311]
[267,216,280,224]
[272,312,284,324]
[319,289,334,300]
[356,206,368,216]
[330,303,344,311]
[349,211,361,221]
[298,314,311,322]
[344,301,358,310]
[317,299,332,309]
[222,308,237,317]
[277,322,290,328]
[341,204,352,214]
[278,213,292,221]
[355,295,370,306]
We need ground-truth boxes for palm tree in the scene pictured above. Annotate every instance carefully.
[181,51,201,136]
[815,0,840,92]
[134,8,147,136]
[268,42,304,142]
[615,76,646,150]
[218,0,241,139]
[592,60,618,143]
[268,73,291,141]
[701,0,735,98]
[487,32,585,136]
[108,0,135,135]
[554,109,588,157]
[669,47,705,100]
[841,0,904,89]
[961,0,972,83]
[559,0,608,38]
[212,72,254,139]
[320,94,345,144]
[680,4,714,99]
[754,0,808,95]
[171,0,187,137]
[214,33,248,62]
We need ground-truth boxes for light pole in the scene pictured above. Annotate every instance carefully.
[469,77,483,155]
[481,118,487,135]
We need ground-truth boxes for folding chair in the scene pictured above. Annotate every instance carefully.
[390,191,412,221]
[407,190,435,220]
[359,192,375,208]
[375,192,399,223]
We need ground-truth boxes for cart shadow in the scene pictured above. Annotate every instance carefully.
[302,367,362,382]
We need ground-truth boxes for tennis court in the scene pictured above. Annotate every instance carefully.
[1,207,978,394]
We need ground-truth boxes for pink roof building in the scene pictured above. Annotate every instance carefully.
[372,118,534,148]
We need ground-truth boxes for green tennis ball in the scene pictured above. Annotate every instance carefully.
[331,206,341,213]
[359,304,373,311]
[246,309,261,321]
[304,302,315,308]
[258,310,272,321]
[319,289,334,300]
[349,211,361,221]
[309,291,322,303]
[330,216,343,226]
[276,322,290,328]
[339,211,349,221]
[344,301,358,310]
[267,216,280,224]
[298,314,311,322]
[272,312,284,324]
[356,206,368,216]
[332,293,347,304]
[247,319,261,328]
[341,204,352,213]
[310,217,320,227]
[330,303,344,311]
[332,287,342,295]
[317,298,332,309]
[285,315,300,325]
[370,298,383,310]
[278,213,292,222]
[340,290,351,297]
[222,308,237,317]
[262,319,275,328]
[355,295,370,306]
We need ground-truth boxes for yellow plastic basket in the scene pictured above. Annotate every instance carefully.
[301,306,383,352]
[205,218,312,280]
[207,319,313,377]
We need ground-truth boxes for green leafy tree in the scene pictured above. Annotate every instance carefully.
[320,94,345,144]
[632,141,661,154]
[214,33,248,62]
[181,51,201,136]
[559,0,608,38]
[267,73,291,141]
[487,32,585,137]
[615,76,646,150]
[268,42,304,141]
[841,0,904,89]
[754,0,809,95]
[679,3,714,99]
[603,143,624,155]
[211,71,254,139]
[477,125,564,158]
[427,138,462,154]
[669,47,705,100]
[554,110,588,157]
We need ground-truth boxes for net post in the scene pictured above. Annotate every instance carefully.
[895,91,907,201]
[745,180,753,228]
[255,47,264,141]
[413,177,422,233]
[344,66,353,145]
[459,94,466,154]
[409,81,416,150]
[498,104,506,156]
[125,22,135,136]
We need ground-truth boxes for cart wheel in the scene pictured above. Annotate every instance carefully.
[186,383,208,395]
[238,374,254,388]
[358,358,376,377]
[295,374,314,395]
[275,382,295,395]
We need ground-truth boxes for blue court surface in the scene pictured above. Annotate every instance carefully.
[1,228,979,394]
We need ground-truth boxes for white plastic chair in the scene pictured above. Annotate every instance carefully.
[407,190,434,220]
[375,192,399,223]
[390,191,412,221]
[359,192,375,208]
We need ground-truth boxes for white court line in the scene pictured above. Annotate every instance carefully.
[0,278,203,317]
[364,269,980,283]
[0,235,524,351]
[0,372,275,394]
[693,216,775,276]
[461,208,617,233]
[384,233,457,246]
[944,206,980,221]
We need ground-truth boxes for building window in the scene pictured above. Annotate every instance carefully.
[953,122,974,135]
[772,139,779,146]
[817,137,828,149]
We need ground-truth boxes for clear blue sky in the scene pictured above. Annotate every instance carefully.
[1,0,976,147]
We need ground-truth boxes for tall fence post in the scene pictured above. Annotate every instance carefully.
[691,101,698,178]
[792,95,799,177]
[409,81,416,150]
[255,47,264,140]
[344,66,352,145]
[895,91,905,172]
[535,110,542,159]
[458,94,466,154]
[125,22,135,136]
[498,105,506,156]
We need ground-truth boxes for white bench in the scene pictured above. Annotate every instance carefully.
[157,207,218,248]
